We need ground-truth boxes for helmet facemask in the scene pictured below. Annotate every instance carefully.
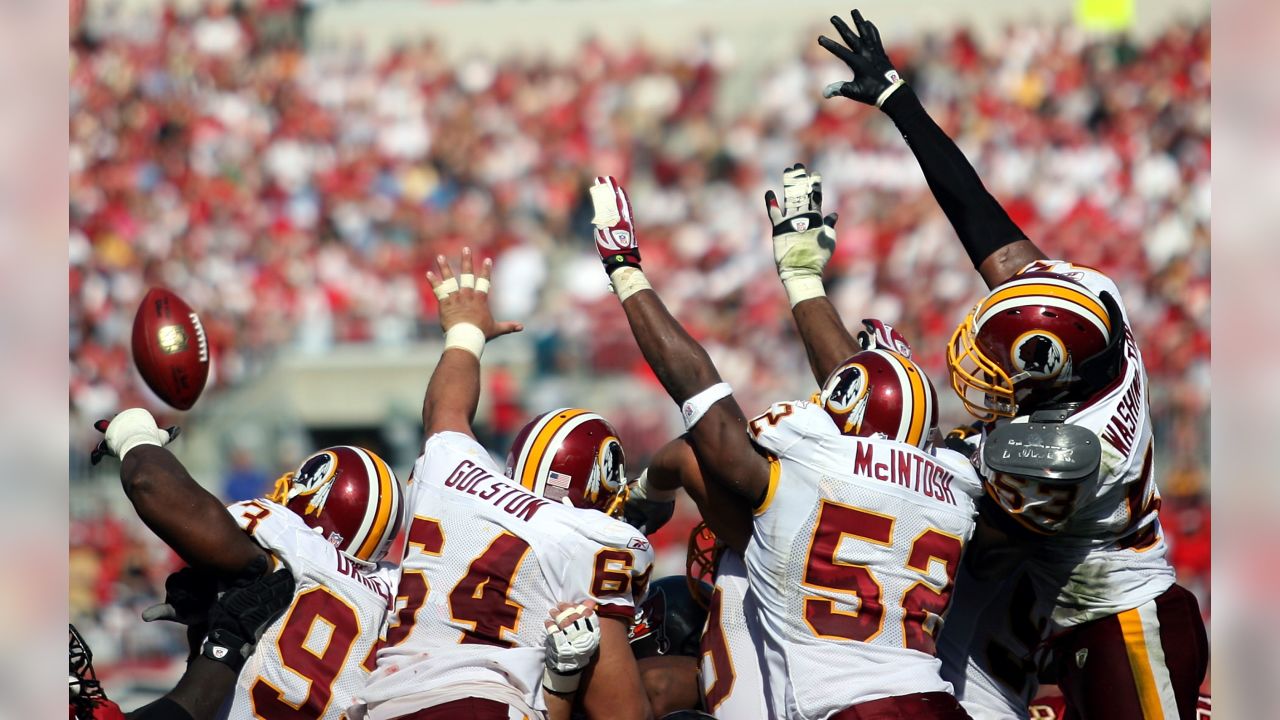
[948,307,1018,421]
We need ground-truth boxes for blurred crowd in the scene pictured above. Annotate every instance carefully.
[69,1,1210,672]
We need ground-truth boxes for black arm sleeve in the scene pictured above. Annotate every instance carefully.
[880,85,1028,269]
[127,697,195,720]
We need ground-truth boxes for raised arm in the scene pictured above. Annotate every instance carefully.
[818,8,1046,288]
[764,163,859,383]
[421,248,523,439]
[641,435,752,553]
[93,410,267,577]
[589,177,773,509]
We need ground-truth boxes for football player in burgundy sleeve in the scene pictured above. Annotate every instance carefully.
[820,9,1208,719]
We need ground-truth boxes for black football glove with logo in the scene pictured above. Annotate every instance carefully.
[818,9,906,108]
[201,568,296,673]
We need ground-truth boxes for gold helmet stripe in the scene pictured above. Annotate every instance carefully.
[977,283,1111,335]
[882,349,928,448]
[354,449,397,561]
[519,408,590,492]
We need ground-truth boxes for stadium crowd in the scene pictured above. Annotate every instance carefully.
[69,1,1210,671]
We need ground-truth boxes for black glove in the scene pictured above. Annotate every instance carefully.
[201,568,296,673]
[621,496,676,535]
[817,9,905,107]
[142,565,219,626]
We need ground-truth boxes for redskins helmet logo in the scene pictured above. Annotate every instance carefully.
[1011,331,1066,380]
[588,437,625,501]
[288,450,339,516]
[822,362,871,434]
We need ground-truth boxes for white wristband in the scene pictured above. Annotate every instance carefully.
[444,323,486,359]
[876,79,906,108]
[681,382,733,431]
[609,267,652,302]
[783,276,826,308]
[543,667,582,694]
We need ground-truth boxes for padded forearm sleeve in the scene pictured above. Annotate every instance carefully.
[880,86,1027,269]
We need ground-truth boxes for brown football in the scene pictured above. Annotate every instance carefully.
[131,288,210,411]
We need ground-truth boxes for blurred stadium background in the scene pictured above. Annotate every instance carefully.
[69,0,1210,702]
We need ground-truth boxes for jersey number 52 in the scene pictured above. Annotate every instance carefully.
[802,499,963,655]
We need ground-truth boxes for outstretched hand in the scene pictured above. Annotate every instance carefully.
[818,9,904,107]
[765,163,837,308]
[426,247,523,341]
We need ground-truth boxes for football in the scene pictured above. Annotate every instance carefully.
[131,288,210,411]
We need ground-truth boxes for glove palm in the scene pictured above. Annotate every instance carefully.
[765,164,838,307]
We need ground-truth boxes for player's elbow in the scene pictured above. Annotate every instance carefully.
[119,455,166,504]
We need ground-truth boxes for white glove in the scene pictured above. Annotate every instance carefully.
[91,408,180,464]
[542,601,601,694]
[764,163,838,307]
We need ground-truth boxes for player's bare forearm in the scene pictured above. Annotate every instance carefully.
[791,297,860,384]
[648,436,752,552]
[878,86,1045,286]
[578,617,655,720]
[618,290,723,402]
[542,689,573,720]
[120,446,267,577]
[422,348,481,439]
[619,290,771,503]
[638,655,701,717]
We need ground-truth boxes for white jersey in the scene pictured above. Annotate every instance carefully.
[979,260,1176,628]
[225,499,398,720]
[940,260,1181,718]
[356,431,654,716]
[700,551,769,719]
[745,400,983,719]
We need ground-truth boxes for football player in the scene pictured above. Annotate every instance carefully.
[819,8,1209,719]
[91,414,405,720]
[70,567,296,720]
[352,248,654,720]
[590,176,983,719]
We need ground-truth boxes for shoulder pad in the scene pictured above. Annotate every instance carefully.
[982,422,1101,484]
[1028,405,1080,423]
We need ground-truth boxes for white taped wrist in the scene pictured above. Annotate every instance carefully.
[543,667,582,694]
[783,276,826,308]
[117,433,163,460]
[444,323,486,359]
[609,267,651,302]
[633,469,678,503]
[681,382,733,431]
[876,80,906,108]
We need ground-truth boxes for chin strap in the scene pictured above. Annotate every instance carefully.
[267,472,294,503]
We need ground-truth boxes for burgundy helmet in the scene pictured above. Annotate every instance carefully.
[504,408,627,516]
[268,446,404,565]
[948,271,1113,420]
[818,348,939,449]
